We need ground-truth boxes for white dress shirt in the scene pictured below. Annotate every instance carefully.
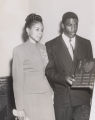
[62,33,76,60]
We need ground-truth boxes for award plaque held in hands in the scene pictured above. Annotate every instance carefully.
[72,59,95,89]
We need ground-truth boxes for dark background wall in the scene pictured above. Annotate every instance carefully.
[0,76,15,120]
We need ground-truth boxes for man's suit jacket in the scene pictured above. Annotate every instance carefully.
[45,35,93,107]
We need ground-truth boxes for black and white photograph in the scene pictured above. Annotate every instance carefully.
[0,0,95,120]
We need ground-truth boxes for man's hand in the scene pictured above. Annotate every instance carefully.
[66,76,75,85]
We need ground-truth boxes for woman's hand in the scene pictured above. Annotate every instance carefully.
[13,109,30,120]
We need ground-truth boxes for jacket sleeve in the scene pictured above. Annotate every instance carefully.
[12,48,24,110]
[88,41,93,59]
[45,43,67,88]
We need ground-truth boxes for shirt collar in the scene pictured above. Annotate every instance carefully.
[62,33,76,49]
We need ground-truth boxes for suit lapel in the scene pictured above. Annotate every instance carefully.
[54,35,74,74]
[61,36,73,62]
[72,36,85,73]
[74,35,83,61]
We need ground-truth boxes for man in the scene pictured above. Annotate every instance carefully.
[45,12,93,120]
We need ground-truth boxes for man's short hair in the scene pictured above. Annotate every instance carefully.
[62,12,78,24]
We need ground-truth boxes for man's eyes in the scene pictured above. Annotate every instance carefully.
[67,24,77,26]
[35,28,39,30]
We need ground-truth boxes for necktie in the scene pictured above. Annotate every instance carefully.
[69,38,74,60]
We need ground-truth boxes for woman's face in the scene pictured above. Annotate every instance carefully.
[27,22,44,42]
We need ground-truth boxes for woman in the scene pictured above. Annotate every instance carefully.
[12,13,55,120]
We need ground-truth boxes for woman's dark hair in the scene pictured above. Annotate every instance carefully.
[22,13,43,42]
[62,12,79,24]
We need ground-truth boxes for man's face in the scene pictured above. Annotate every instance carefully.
[63,18,78,38]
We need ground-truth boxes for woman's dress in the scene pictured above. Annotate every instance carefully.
[12,41,55,120]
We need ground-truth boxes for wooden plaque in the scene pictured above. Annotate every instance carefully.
[72,59,95,88]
